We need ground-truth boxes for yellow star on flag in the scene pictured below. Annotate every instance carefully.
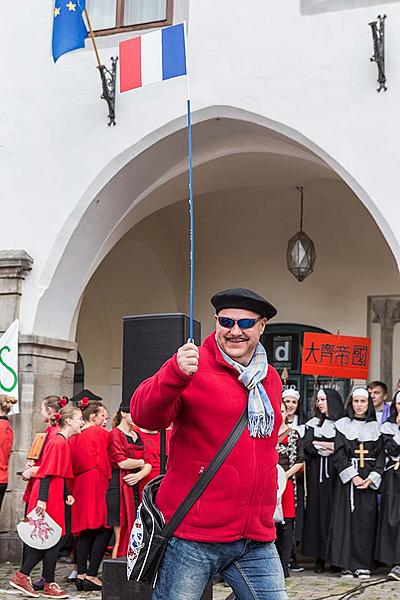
[66,1,76,10]
[54,6,61,16]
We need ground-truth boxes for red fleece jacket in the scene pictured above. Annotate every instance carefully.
[130,333,282,543]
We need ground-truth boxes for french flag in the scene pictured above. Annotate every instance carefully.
[119,23,187,93]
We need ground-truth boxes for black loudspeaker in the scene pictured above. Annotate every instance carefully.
[102,558,213,600]
[122,313,201,410]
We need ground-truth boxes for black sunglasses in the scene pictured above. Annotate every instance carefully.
[217,316,262,330]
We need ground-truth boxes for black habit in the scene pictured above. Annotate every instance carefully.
[327,400,385,572]
[375,402,400,566]
[302,389,344,562]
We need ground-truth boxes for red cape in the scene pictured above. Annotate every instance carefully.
[27,433,73,535]
[107,427,144,557]
[0,418,14,485]
[23,425,60,504]
[69,426,111,534]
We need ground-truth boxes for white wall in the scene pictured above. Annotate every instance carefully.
[2,2,400,339]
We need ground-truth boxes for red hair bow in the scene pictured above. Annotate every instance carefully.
[79,397,90,409]
[58,396,68,408]
[54,412,62,423]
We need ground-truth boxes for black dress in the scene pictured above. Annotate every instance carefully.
[375,420,400,566]
[302,417,338,562]
[327,417,384,572]
[286,414,306,545]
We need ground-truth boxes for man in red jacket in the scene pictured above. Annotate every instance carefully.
[131,288,288,599]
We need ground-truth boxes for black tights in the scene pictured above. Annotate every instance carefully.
[276,518,294,578]
[21,536,65,583]
[76,527,111,577]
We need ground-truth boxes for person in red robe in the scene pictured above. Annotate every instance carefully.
[106,406,152,558]
[131,425,172,487]
[0,395,17,512]
[69,398,111,592]
[10,405,83,599]
[21,396,67,505]
[20,396,67,592]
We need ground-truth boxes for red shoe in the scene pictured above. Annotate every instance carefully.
[43,582,69,598]
[10,572,40,598]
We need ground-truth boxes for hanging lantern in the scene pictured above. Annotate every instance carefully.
[286,186,316,282]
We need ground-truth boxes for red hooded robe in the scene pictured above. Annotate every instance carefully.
[107,427,144,557]
[27,433,73,535]
[69,425,111,535]
[23,424,60,504]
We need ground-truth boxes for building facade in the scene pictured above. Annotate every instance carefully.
[1,0,400,542]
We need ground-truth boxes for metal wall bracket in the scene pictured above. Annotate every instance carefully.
[98,57,118,126]
[369,15,387,92]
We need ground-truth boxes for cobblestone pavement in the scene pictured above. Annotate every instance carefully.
[0,561,399,599]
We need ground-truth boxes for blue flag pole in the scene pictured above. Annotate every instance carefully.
[184,23,195,343]
[187,97,194,342]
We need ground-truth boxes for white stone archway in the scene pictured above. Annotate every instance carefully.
[32,106,400,342]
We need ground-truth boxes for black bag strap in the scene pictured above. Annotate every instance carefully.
[162,406,248,538]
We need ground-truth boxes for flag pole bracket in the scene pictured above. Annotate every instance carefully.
[98,57,118,126]
[369,14,387,92]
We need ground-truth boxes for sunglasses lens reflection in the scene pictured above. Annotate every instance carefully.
[218,317,257,329]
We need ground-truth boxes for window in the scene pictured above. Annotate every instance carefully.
[85,0,173,35]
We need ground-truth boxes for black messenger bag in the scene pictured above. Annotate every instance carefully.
[126,407,248,590]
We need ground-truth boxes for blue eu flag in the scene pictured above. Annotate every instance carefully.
[52,1,88,62]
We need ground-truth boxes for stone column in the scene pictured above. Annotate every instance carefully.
[0,336,77,561]
[0,250,78,561]
[370,296,400,394]
[0,250,32,559]
[0,250,33,330]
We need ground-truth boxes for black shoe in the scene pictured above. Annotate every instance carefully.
[75,579,84,591]
[83,579,102,591]
[314,559,325,574]
[329,565,341,573]
[290,562,304,572]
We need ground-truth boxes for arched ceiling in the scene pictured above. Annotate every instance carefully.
[32,110,394,340]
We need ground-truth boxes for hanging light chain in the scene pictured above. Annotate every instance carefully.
[296,186,304,232]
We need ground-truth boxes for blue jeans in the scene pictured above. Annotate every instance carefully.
[152,537,288,600]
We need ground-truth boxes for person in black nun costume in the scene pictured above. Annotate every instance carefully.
[327,388,385,579]
[282,389,306,439]
[375,391,400,580]
[301,388,344,573]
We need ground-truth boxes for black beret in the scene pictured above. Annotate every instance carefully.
[70,389,103,405]
[210,288,277,320]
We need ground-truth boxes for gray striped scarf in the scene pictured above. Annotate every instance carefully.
[218,341,274,437]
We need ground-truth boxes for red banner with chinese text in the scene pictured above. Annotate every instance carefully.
[301,333,371,380]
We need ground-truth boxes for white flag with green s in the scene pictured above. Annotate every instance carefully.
[0,320,19,414]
